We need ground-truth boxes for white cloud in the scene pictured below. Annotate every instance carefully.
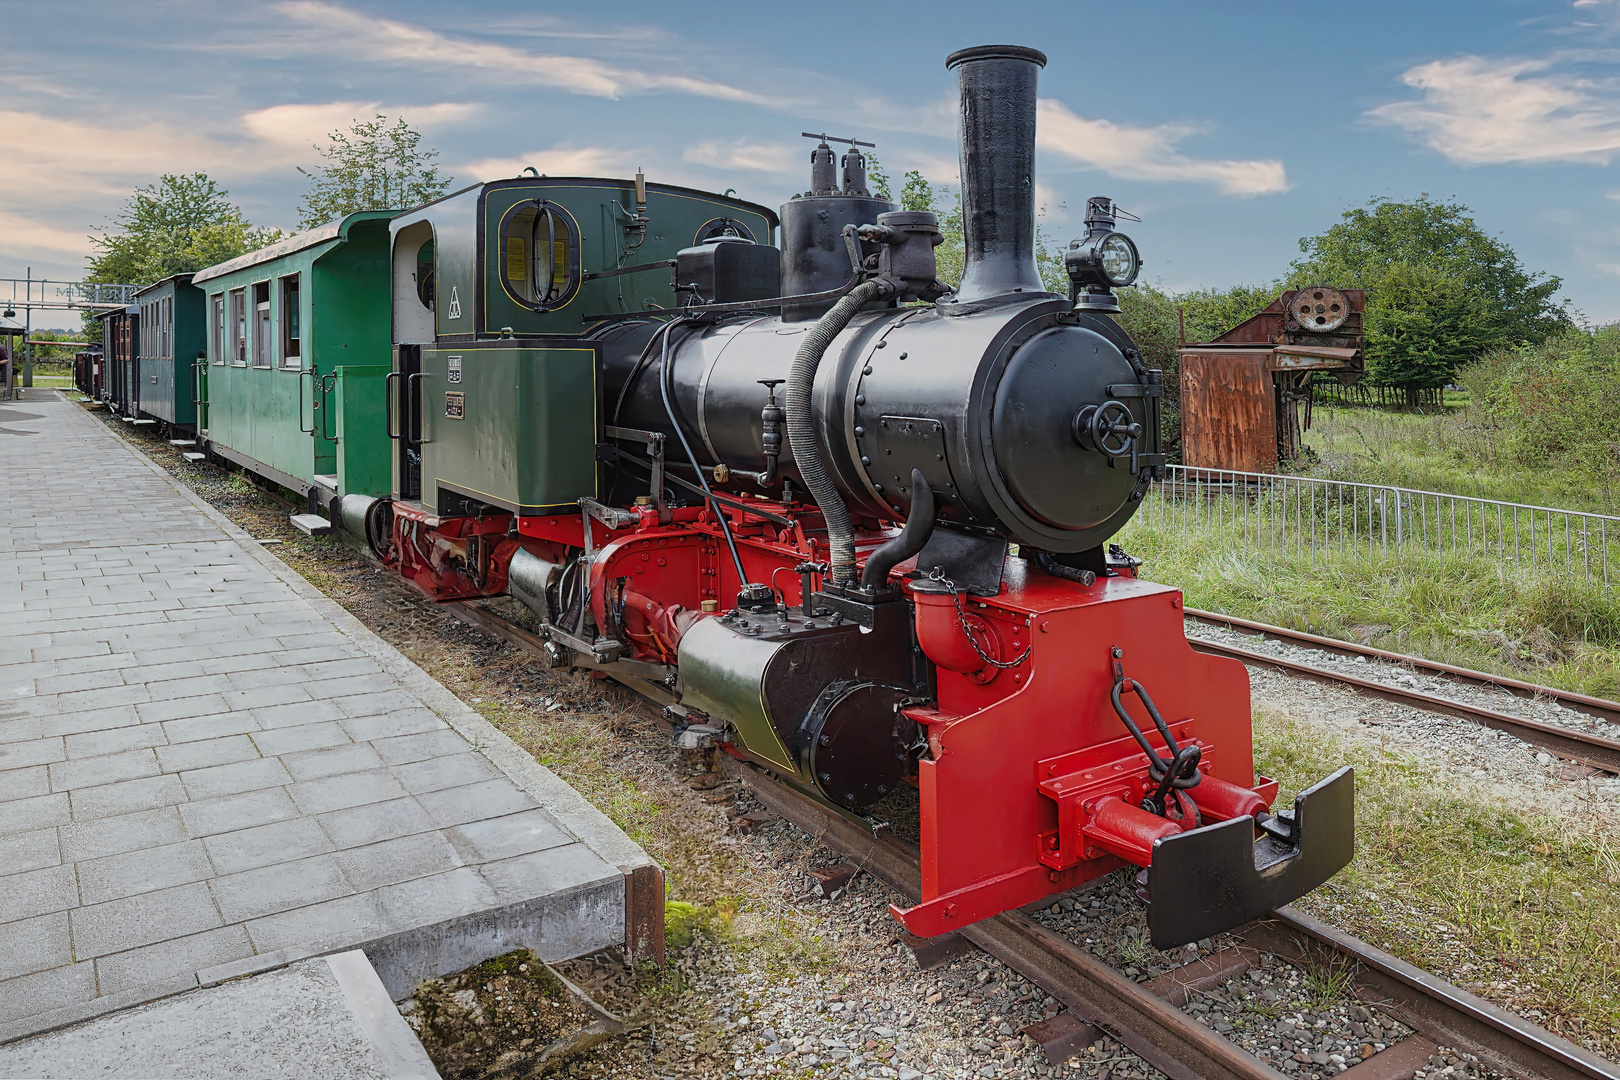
[683,139,797,173]
[0,109,217,204]
[0,207,99,257]
[461,145,640,182]
[273,2,777,105]
[1369,55,1620,165]
[1035,100,1289,196]
[242,101,481,160]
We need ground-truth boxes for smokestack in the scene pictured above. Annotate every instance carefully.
[945,45,1048,304]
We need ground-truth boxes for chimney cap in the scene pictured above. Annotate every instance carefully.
[946,45,1047,70]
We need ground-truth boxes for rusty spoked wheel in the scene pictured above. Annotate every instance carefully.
[1289,285,1349,332]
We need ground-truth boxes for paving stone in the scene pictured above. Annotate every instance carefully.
[390,752,498,795]
[371,727,469,766]
[248,698,344,731]
[39,704,141,738]
[446,809,575,864]
[245,892,392,955]
[0,828,61,877]
[203,817,335,876]
[76,840,215,907]
[48,748,159,792]
[280,741,382,781]
[1,792,70,835]
[288,768,407,815]
[179,756,292,800]
[316,797,435,849]
[0,864,78,922]
[0,764,50,802]
[328,690,422,720]
[339,709,445,742]
[0,961,96,1024]
[155,734,260,773]
[0,736,65,771]
[221,685,312,711]
[63,723,166,757]
[135,693,234,724]
[179,787,299,838]
[92,924,255,997]
[251,722,350,760]
[71,882,223,959]
[70,773,186,822]
[58,807,187,862]
[335,832,464,892]
[161,710,260,744]
[418,779,537,829]
[210,854,354,923]
[0,912,71,979]
[375,868,497,928]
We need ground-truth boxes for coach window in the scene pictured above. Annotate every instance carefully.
[280,275,301,368]
[251,282,272,368]
[229,288,246,366]
[211,294,225,364]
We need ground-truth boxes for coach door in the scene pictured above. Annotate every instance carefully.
[390,344,423,502]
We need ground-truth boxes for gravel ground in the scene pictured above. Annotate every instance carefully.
[75,401,1592,1079]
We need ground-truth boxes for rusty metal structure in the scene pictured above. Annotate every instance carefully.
[1179,287,1364,473]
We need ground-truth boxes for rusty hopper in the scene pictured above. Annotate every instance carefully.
[1179,286,1365,473]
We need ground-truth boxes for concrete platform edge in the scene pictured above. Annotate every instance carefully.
[325,951,442,1080]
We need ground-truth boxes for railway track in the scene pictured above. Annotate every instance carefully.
[444,598,1619,1080]
[1183,608,1620,775]
[740,762,1619,1080]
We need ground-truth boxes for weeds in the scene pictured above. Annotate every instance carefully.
[1253,710,1620,1051]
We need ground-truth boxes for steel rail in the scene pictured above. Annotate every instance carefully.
[442,599,1619,1080]
[1183,608,1620,774]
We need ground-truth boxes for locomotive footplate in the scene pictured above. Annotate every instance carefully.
[1144,765,1354,949]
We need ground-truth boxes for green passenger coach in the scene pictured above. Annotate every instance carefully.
[134,273,206,431]
[192,211,398,519]
[387,176,778,517]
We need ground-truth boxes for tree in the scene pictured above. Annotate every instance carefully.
[296,115,452,229]
[1290,195,1570,349]
[86,173,281,287]
[865,153,892,201]
[1363,261,1490,406]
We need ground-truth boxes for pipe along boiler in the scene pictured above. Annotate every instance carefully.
[360,44,1353,948]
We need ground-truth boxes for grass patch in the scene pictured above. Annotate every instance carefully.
[1302,404,1620,515]
[1118,517,1620,698]
[1255,710,1620,1053]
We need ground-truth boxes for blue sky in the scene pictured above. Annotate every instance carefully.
[3,0,1620,320]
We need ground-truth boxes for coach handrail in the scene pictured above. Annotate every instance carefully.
[384,371,401,440]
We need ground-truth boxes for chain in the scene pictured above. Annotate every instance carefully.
[930,568,1030,670]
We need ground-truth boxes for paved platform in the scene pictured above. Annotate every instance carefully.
[0,391,660,1044]
[0,951,439,1079]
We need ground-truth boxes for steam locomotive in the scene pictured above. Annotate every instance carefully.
[180,44,1353,948]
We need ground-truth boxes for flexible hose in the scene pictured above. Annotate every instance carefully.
[860,468,935,590]
[786,279,888,587]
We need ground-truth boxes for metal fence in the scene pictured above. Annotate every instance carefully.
[1127,466,1620,593]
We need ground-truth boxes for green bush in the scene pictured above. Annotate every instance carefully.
[1458,328,1620,467]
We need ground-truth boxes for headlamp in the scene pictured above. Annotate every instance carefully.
[1066,197,1142,313]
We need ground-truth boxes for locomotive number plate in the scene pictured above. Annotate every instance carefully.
[445,391,465,419]
[447,355,462,383]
